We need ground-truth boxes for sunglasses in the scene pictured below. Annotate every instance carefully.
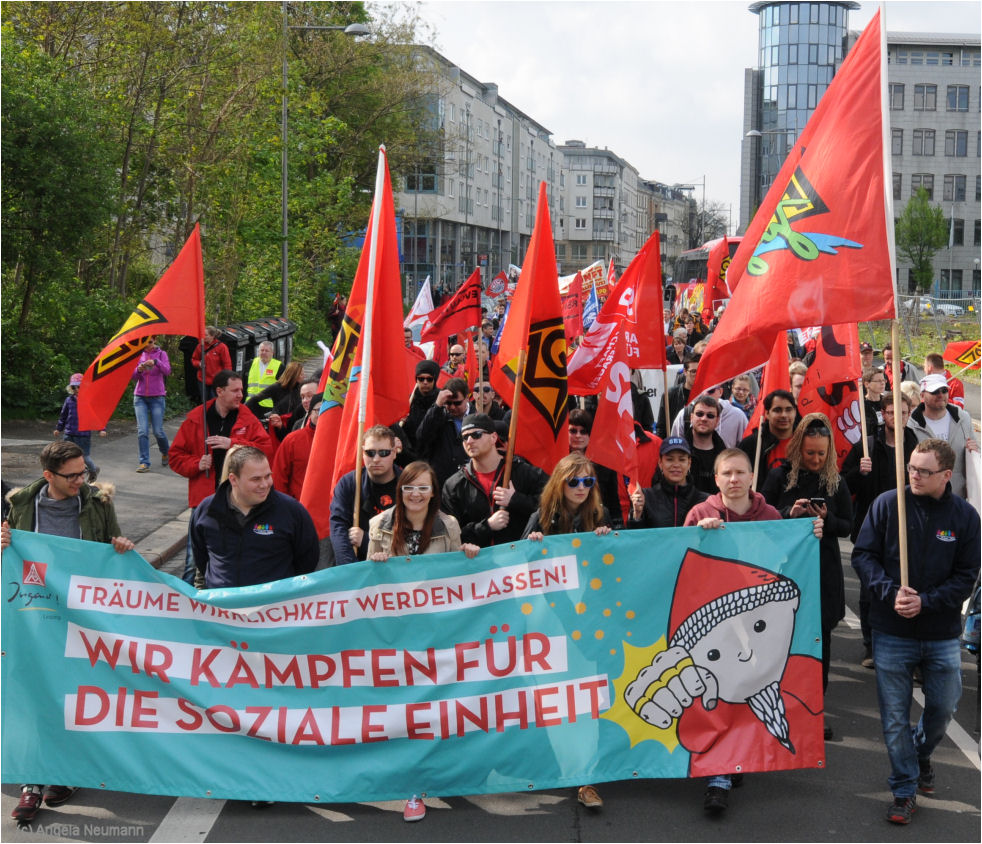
[416,375,434,383]
[927,387,949,395]
[402,485,432,494]
[49,469,89,483]
[363,449,393,459]
[692,411,717,419]
[568,426,589,435]
[461,430,487,441]
[447,399,466,407]
[475,385,493,392]
[566,476,596,488]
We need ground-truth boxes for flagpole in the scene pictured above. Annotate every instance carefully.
[662,370,672,439]
[891,320,909,586]
[352,145,387,540]
[500,350,527,492]
[858,376,870,461]
[200,337,210,478]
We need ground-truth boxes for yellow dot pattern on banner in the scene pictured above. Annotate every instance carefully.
[616,601,622,607]
[582,559,589,567]
[541,548,549,555]
[610,649,617,655]
[626,610,636,619]
[575,602,587,614]
[590,578,602,590]
[616,577,622,582]
[549,602,555,608]
[626,631,632,637]
[572,630,582,640]
[603,553,615,565]
[572,538,582,548]
[594,630,604,640]
[520,603,533,615]
[603,608,611,617]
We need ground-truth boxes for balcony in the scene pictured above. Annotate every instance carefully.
[593,231,615,241]
[593,208,614,219]
[593,186,615,197]
[594,164,617,175]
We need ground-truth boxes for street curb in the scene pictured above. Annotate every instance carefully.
[136,510,191,579]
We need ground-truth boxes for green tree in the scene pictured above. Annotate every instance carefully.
[895,187,949,293]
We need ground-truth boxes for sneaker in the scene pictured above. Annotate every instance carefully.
[403,795,426,822]
[136,463,151,473]
[917,759,935,795]
[704,785,729,814]
[861,644,874,669]
[824,724,834,740]
[886,795,916,824]
[42,785,77,806]
[249,800,274,809]
[161,454,169,467]
[11,787,42,822]
[88,467,100,482]
[577,785,603,808]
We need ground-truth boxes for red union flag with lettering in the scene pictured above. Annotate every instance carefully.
[693,10,895,396]
[490,182,568,473]
[421,269,482,342]
[586,331,639,486]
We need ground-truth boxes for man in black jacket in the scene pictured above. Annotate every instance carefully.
[442,414,547,547]
[415,376,470,486]
[852,439,980,826]
[738,389,799,489]
[402,360,441,450]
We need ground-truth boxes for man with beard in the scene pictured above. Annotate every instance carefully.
[682,395,727,494]
[738,389,799,490]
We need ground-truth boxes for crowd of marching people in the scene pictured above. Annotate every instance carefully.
[2,296,978,828]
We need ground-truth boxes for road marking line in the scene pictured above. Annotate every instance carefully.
[842,608,980,770]
[149,797,225,843]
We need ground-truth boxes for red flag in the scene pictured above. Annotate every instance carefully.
[586,332,639,487]
[568,231,666,395]
[943,340,980,369]
[606,258,618,293]
[560,273,584,344]
[490,182,568,473]
[77,224,206,430]
[300,148,414,538]
[485,270,508,298]
[420,269,482,342]
[464,333,479,390]
[693,11,895,397]
[743,333,791,437]
[796,323,863,468]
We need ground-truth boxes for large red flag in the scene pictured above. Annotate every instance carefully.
[560,273,584,344]
[568,231,666,395]
[490,182,568,474]
[300,148,414,538]
[796,323,863,468]
[743,332,791,437]
[693,10,895,396]
[586,331,639,487]
[420,269,482,342]
[77,224,206,430]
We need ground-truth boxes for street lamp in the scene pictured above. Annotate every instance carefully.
[281,3,369,318]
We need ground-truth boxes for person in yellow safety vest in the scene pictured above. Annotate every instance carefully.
[246,341,283,409]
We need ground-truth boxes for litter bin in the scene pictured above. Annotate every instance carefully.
[219,325,251,377]
[238,321,271,378]
[178,336,202,402]
[258,317,289,362]
[277,318,298,363]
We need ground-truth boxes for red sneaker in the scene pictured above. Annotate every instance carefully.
[42,785,77,807]
[11,787,42,822]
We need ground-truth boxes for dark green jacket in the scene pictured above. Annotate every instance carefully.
[6,478,121,543]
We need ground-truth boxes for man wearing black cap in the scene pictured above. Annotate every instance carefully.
[860,341,874,371]
[442,414,547,547]
[402,360,441,451]
[415,376,470,487]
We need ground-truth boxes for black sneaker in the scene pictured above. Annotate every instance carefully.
[917,759,935,795]
[704,786,729,814]
[11,787,42,822]
[886,795,916,824]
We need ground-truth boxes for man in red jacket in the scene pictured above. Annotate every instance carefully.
[273,398,320,499]
[190,326,232,400]
[169,370,273,583]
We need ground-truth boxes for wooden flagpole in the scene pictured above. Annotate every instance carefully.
[891,320,909,586]
[500,349,527,492]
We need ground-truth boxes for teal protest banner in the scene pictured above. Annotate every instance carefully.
[2,521,824,802]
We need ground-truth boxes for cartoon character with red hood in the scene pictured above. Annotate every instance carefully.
[624,549,824,776]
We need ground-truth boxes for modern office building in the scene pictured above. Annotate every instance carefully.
[739,2,981,296]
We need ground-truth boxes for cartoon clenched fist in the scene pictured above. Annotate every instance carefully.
[835,399,862,445]
[624,645,719,728]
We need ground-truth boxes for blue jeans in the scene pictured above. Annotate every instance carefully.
[872,630,962,798]
[66,434,98,476]
[134,395,169,465]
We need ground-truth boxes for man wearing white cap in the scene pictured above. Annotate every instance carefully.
[906,373,978,498]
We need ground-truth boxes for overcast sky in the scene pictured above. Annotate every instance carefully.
[408,0,980,229]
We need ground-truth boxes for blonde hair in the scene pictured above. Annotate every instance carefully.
[784,412,840,495]
[536,453,604,535]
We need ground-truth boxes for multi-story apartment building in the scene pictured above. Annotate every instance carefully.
[739,2,981,296]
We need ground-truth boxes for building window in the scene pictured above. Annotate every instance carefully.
[575,196,587,208]
[945,130,968,157]
[911,173,934,200]
[892,173,902,200]
[891,129,903,156]
[952,218,964,246]
[943,174,967,202]
[575,218,587,229]
[977,175,981,200]
[406,167,438,193]
[940,269,963,291]
[571,243,588,261]
[576,173,587,186]
[913,84,937,110]
[889,83,904,110]
[946,85,969,111]
[975,219,981,246]
[912,129,935,156]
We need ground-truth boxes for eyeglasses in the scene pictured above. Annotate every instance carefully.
[363,449,393,459]
[450,352,464,357]
[446,399,466,407]
[475,385,493,393]
[568,426,589,435]
[566,476,596,488]
[461,430,487,441]
[416,376,434,383]
[49,469,89,483]
[692,411,717,419]
[684,368,698,376]
[907,463,945,479]
[927,388,949,395]
[402,485,432,494]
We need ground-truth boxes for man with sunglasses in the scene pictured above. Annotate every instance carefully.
[907,374,978,499]
[442,414,547,547]
[402,360,441,451]
[468,382,504,420]
[2,440,134,823]
[853,439,980,825]
[330,425,403,565]
[442,343,466,377]
[415,377,470,487]
[682,395,727,494]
